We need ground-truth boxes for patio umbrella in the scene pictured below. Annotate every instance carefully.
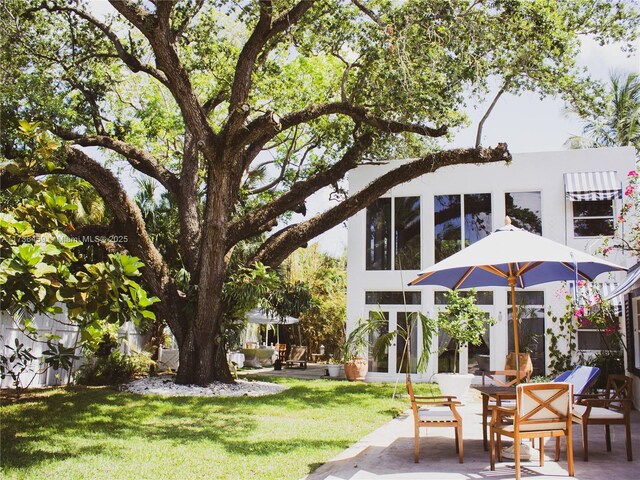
[246,308,300,344]
[409,218,626,375]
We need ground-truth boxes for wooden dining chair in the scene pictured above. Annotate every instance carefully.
[571,374,633,461]
[490,382,574,480]
[406,379,463,463]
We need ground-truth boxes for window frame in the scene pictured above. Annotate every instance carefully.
[365,196,421,271]
[571,198,615,238]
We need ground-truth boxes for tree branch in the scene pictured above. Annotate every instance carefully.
[475,78,511,148]
[238,102,447,150]
[173,0,206,42]
[177,129,202,272]
[253,144,512,266]
[227,132,374,247]
[53,128,179,194]
[32,2,168,85]
[350,0,386,27]
[63,145,185,338]
[226,0,317,134]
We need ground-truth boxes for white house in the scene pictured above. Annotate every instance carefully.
[346,146,637,385]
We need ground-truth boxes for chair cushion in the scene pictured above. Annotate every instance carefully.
[572,404,624,420]
[418,408,457,422]
[500,421,567,432]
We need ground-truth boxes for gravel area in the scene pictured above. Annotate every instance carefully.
[121,376,287,397]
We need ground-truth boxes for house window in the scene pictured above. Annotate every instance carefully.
[572,200,615,237]
[366,198,391,270]
[366,197,421,270]
[505,191,542,235]
[435,290,494,305]
[435,193,492,262]
[395,197,421,270]
[365,291,421,305]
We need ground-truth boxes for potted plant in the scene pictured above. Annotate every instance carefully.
[435,290,496,401]
[505,303,539,377]
[341,322,369,381]
[326,356,343,378]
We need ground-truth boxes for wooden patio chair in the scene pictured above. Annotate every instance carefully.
[406,379,463,464]
[490,382,574,480]
[571,374,633,461]
[285,345,307,369]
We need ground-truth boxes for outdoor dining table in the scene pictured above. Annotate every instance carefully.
[472,385,516,451]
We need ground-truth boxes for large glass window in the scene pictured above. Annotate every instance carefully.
[435,194,491,262]
[366,198,391,270]
[465,193,492,245]
[573,200,614,237]
[366,197,421,270]
[395,197,421,269]
[507,291,545,376]
[434,195,462,262]
[505,191,542,235]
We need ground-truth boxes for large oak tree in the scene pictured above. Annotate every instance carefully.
[1,0,637,385]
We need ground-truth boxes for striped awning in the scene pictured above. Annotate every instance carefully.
[564,171,621,201]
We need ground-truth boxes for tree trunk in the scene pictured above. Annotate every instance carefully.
[174,162,239,386]
[174,311,233,385]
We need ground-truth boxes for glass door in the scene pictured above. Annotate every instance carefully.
[367,309,420,374]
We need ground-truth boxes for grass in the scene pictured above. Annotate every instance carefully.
[0,377,436,480]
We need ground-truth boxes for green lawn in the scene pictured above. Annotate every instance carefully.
[1,377,435,480]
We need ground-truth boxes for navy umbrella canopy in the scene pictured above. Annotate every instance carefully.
[409,219,626,373]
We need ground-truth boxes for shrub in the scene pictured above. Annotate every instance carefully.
[76,350,153,385]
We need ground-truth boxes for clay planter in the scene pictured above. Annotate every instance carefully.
[505,352,533,377]
[344,357,368,381]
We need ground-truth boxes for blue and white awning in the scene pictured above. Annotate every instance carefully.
[564,171,622,201]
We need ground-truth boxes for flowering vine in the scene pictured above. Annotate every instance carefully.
[599,168,640,257]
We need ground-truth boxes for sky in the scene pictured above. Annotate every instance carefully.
[304,37,640,257]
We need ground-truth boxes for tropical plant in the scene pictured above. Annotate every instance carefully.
[566,72,640,153]
[0,338,37,398]
[348,309,437,375]
[436,290,495,373]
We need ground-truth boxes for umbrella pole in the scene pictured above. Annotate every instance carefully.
[509,276,522,383]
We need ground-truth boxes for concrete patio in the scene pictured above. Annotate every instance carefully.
[305,389,638,480]
[241,364,638,479]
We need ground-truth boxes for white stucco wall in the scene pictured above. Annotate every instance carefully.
[346,146,637,382]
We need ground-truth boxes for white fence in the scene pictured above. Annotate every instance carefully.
[0,308,148,388]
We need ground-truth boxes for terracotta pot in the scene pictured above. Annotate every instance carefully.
[505,353,533,376]
[344,357,368,381]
